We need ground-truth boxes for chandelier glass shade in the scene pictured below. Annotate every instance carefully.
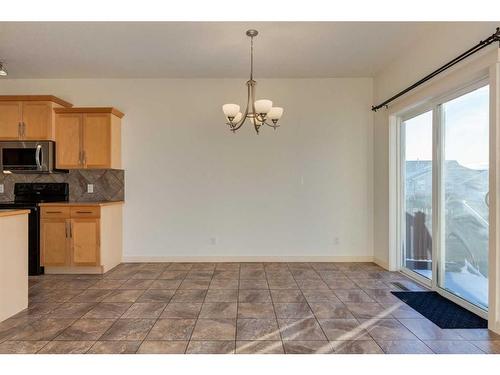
[0,61,7,76]
[222,29,283,134]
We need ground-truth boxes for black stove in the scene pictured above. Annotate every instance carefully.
[0,183,69,275]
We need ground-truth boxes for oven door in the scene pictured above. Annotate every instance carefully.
[0,141,53,173]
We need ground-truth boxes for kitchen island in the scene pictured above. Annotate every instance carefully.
[0,209,29,323]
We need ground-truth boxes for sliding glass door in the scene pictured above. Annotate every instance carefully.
[399,83,490,312]
[401,111,433,281]
[440,86,489,309]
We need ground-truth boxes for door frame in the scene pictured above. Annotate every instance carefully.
[396,78,490,319]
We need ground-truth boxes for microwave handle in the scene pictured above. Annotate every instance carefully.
[35,144,42,170]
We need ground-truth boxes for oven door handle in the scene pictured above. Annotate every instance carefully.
[35,144,42,170]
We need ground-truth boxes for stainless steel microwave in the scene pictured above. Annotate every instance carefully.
[0,141,60,173]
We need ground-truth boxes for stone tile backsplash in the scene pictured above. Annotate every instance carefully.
[0,169,124,202]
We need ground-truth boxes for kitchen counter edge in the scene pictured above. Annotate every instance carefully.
[0,209,31,218]
[38,201,124,207]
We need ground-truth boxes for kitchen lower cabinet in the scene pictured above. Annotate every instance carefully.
[71,218,100,266]
[40,202,123,274]
[40,218,69,266]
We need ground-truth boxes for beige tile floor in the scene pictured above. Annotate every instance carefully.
[0,262,499,354]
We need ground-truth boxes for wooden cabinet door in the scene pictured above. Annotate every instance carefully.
[22,101,53,140]
[71,218,100,266]
[0,101,22,140]
[55,113,82,169]
[41,219,69,266]
[83,114,111,168]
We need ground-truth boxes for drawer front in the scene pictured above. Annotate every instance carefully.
[70,206,100,218]
[41,206,70,218]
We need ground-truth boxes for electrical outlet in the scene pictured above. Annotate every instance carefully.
[87,184,94,193]
[0,184,4,194]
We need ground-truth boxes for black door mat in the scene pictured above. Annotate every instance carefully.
[391,291,487,329]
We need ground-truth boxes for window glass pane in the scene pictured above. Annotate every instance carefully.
[403,110,433,279]
[442,85,489,309]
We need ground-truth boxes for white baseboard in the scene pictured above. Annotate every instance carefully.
[45,266,104,274]
[373,257,390,270]
[489,319,500,335]
[122,255,375,263]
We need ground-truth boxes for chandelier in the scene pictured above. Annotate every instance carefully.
[222,29,284,134]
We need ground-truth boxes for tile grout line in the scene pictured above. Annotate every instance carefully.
[183,263,215,354]
[288,264,334,353]
[132,262,176,354]
[78,263,165,354]
[82,265,148,354]
[337,271,387,353]
[391,314,440,354]
[342,268,389,353]
[33,276,102,354]
[266,265,285,353]
[343,266,430,353]
[234,264,241,354]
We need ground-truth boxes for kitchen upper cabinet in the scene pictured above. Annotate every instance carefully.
[22,102,53,140]
[55,108,123,169]
[41,219,69,266]
[0,102,22,140]
[83,113,112,168]
[55,113,83,169]
[0,96,73,140]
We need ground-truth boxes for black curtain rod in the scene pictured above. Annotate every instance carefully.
[372,27,500,112]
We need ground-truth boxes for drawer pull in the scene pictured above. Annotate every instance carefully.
[46,211,62,214]
[76,211,93,214]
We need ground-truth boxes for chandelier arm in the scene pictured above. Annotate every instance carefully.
[264,121,279,128]
[255,113,268,122]
[228,105,249,131]
[250,83,260,133]
[227,83,252,131]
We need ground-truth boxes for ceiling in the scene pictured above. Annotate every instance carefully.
[0,22,483,79]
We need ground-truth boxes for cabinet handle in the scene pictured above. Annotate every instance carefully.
[65,222,69,238]
[22,122,26,138]
[69,222,72,238]
[18,122,22,138]
[82,150,86,166]
[76,211,93,214]
[46,211,62,214]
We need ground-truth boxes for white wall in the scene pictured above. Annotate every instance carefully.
[372,22,498,266]
[0,78,374,260]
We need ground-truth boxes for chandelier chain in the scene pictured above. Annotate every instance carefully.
[250,35,254,81]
